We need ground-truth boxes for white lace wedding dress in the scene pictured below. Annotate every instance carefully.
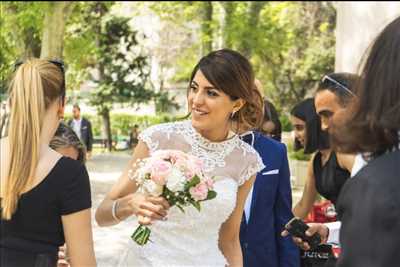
[118,120,264,267]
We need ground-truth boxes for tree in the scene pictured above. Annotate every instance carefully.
[154,91,180,114]
[0,2,44,60]
[0,2,44,99]
[40,2,75,59]
[239,2,267,58]
[253,2,336,110]
[200,2,213,55]
[128,2,199,112]
[0,2,79,136]
[0,2,74,60]
[0,2,80,98]
[88,3,153,151]
[221,2,335,110]
[220,2,236,48]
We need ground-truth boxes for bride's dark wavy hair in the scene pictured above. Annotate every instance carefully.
[330,17,400,158]
[188,49,264,131]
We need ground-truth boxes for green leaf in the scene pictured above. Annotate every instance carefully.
[131,225,144,239]
[191,200,201,212]
[131,225,151,246]
[206,190,217,200]
[185,175,201,190]
[176,203,185,213]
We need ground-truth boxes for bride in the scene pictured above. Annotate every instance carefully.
[95,49,265,266]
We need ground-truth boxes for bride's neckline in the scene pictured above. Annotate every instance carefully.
[185,120,239,151]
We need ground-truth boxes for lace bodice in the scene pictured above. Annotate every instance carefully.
[118,120,264,267]
[138,120,264,186]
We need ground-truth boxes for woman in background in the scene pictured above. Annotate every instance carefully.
[50,122,87,267]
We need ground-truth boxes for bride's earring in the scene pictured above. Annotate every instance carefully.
[230,110,237,120]
[58,98,65,121]
[57,108,64,120]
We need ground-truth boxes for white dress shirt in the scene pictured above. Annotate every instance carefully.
[241,131,255,224]
[71,118,82,140]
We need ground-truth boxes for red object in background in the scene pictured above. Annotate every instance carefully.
[304,200,337,223]
[331,245,341,259]
[303,200,342,259]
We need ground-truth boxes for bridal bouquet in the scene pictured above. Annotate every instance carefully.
[128,150,217,246]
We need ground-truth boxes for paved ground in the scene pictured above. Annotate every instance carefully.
[87,152,304,266]
[86,152,135,266]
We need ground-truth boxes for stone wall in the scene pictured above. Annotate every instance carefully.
[335,2,400,72]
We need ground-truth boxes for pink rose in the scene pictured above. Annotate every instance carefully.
[174,158,187,170]
[189,182,209,201]
[204,178,214,190]
[184,170,195,180]
[174,159,195,180]
[150,159,172,185]
[169,150,189,164]
[187,155,203,175]
[152,150,189,164]
[152,150,172,161]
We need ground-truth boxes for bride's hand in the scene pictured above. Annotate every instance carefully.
[118,192,170,224]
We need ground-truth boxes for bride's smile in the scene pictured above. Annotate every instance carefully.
[96,49,265,267]
[188,70,244,142]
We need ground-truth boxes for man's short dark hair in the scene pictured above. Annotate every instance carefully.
[73,104,80,111]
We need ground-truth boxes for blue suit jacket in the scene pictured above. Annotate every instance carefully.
[240,131,300,267]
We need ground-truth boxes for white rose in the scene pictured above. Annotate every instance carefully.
[143,180,163,197]
[166,167,185,192]
[135,168,147,184]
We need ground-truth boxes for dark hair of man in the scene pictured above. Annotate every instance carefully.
[317,72,360,107]
[330,17,400,158]
[73,104,80,111]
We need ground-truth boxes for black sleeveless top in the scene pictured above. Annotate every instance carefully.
[0,157,91,267]
[313,151,350,205]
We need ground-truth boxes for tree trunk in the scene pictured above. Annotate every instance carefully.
[23,28,41,58]
[93,3,112,151]
[200,2,213,56]
[100,107,113,152]
[40,2,74,59]
[241,2,266,58]
[221,2,235,48]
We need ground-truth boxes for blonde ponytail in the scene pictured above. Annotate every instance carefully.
[1,59,64,219]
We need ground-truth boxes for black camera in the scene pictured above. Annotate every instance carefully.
[285,217,322,250]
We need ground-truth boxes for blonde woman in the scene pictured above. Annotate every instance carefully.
[0,59,96,267]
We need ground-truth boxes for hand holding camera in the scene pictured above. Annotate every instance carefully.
[282,218,329,250]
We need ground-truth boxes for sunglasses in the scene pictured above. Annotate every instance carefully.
[321,75,356,97]
[14,59,65,73]
[13,59,66,100]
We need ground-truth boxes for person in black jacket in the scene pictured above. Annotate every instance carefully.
[329,16,400,267]
[286,16,400,267]
[68,104,93,159]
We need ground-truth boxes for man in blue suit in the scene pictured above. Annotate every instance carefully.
[240,131,300,267]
